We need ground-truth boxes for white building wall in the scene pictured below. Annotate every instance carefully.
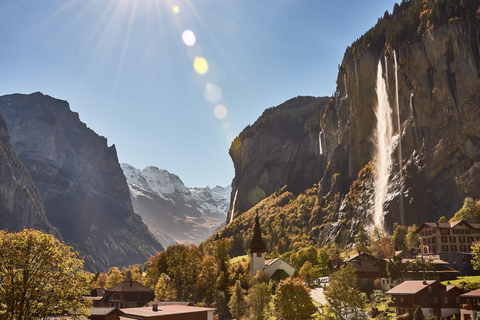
[251,252,265,276]
[264,258,295,278]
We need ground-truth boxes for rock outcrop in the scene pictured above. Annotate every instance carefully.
[122,164,230,246]
[0,93,163,271]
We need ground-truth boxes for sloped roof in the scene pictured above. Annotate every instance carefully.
[90,307,122,316]
[461,288,480,298]
[249,214,266,252]
[416,220,479,233]
[120,305,215,317]
[106,280,153,293]
[265,258,280,268]
[386,280,437,295]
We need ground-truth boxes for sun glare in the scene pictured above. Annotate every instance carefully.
[182,29,196,46]
[194,57,208,74]
[214,104,227,119]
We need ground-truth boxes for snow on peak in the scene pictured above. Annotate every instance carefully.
[121,163,231,216]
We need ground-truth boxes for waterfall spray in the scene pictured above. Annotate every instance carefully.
[394,51,405,226]
[373,59,393,230]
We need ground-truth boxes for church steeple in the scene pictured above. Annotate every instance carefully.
[249,214,266,276]
[249,214,266,253]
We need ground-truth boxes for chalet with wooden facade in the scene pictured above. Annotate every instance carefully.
[386,280,465,318]
[100,280,155,309]
[460,288,480,319]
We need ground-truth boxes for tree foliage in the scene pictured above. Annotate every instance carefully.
[228,280,247,320]
[247,283,271,320]
[323,264,368,320]
[355,225,371,254]
[0,229,92,320]
[273,277,317,320]
[450,197,480,223]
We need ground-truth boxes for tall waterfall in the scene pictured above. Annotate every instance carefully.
[229,189,238,224]
[373,59,393,229]
[394,51,405,225]
[319,131,324,155]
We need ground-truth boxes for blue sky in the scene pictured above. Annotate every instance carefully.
[0,0,399,188]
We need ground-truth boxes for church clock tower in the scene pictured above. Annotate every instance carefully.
[249,214,267,276]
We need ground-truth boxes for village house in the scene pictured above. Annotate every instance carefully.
[249,214,295,278]
[459,288,480,319]
[386,280,465,318]
[96,280,155,309]
[328,251,457,291]
[416,221,480,276]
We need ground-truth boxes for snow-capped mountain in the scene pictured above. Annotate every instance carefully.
[121,163,231,246]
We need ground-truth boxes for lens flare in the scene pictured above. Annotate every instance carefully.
[204,83,222,103]
[194,56,208,74]
[214,104,227,119]
[182,29,196,46]
[172,5,180,14]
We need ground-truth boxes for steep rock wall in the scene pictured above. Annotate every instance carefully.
[0,107,56,234]
[321,21,480,236]
[0,93,163,271]
[227,96,330,222]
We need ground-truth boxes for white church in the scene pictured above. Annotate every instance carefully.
[249,214,295,279]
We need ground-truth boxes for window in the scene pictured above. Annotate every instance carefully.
[460,229,465,234]
[442,245,449,252]
[433,245,437,252]
[451,245,457,252]
[433,297,439,304]
[432,237,436,243]
[441,229,451,235]
[460,237,466,243]
[444,297,448,304]
[399,297,404,303]
[429,287,433,293]
[423,239,427,245]
[427,238,431,244]
[429,230,432,235]
[456,297,460,303]
[453,256,457,264]
[450,236,456,243]
[441,236,448,242]
[468,237,474,243]
[460,245,467,252]
[466,229,471,234]
[424,247,428,254]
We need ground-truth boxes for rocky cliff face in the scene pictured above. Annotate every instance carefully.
[122,164,230,246]
[227,96,331,222]
[0,104,56,235]
[324,21,480,231]
[227,20,480,244]
[0,93,163,271]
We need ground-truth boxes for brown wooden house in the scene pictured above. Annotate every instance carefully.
[101,280,155,309]
[387,280,464,318]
